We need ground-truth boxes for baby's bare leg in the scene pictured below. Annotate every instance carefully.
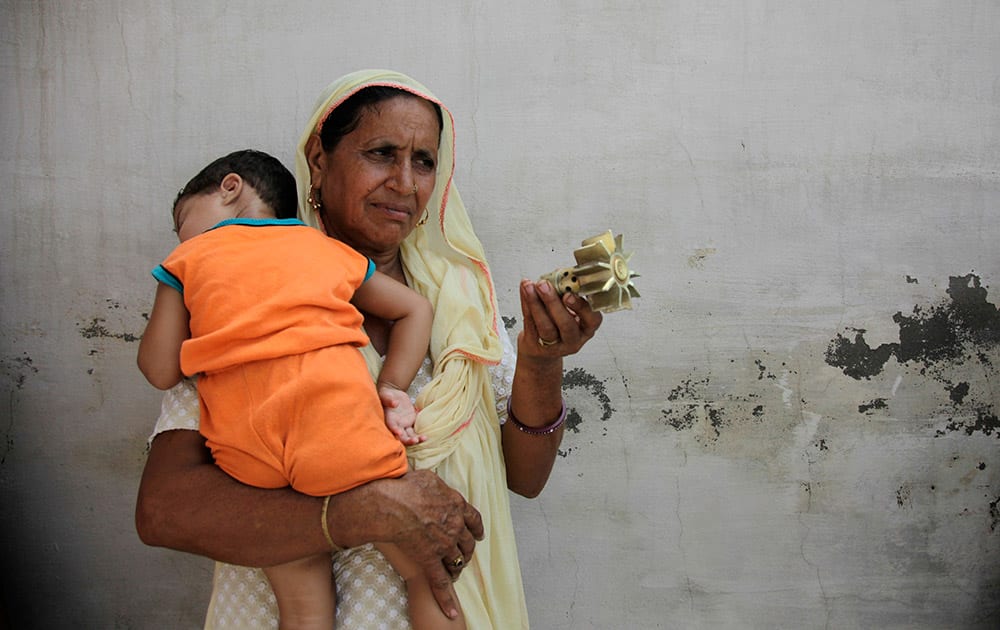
[263,553,336,630]
[376,542,466,630]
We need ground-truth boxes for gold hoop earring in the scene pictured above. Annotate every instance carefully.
[416,209,429,227]
[307,188,322,214]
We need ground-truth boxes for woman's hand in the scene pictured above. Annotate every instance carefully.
[337,470,483,620]
[518,278,603,358]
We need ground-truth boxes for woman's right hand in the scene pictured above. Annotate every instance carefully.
[327,469,483,620]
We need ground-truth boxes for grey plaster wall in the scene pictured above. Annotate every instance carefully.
[1,1,997,628]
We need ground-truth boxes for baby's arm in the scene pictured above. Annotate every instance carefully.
[137,283,190,390]
[352,271,433,443]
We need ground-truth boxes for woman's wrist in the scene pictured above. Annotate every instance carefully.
[321,495,344,551]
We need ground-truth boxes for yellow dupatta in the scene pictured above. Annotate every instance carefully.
[295,70,529,629]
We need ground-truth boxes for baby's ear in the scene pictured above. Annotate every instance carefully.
[219,172,244,204]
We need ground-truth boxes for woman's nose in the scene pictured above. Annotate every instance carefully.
[390,161,416,195]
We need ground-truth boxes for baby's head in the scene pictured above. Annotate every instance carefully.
[172,149,297,241]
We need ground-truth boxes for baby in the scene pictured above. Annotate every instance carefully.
[138,149,463,629]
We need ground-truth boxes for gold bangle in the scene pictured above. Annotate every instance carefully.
[321,495,342,552]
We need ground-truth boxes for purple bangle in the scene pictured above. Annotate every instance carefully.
[506,397,567,435]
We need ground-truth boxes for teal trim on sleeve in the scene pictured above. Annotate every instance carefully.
[364,258,375,282]
[152,265,183,293]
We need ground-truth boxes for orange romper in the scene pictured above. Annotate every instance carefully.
[153,218,408,496]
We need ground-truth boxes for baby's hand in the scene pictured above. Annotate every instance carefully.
[378,384,427,446]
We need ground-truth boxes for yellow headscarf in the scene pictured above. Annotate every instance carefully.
[296,70,529,628]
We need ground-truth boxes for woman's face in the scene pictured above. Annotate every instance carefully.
[308,95,440,258]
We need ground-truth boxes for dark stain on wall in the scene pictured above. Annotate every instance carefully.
[824,329,895,380]
[78,317,140,343]
[562,367,614,429]
[896,485,912,508]
[78,299,144,353]
[1,353,37,465]
[948,382,971,404]
[939,411,998,438]
[825,273,999,439]
[659,363,775,444]
[1,353,36,391]
[858,398,888,414]
[556,367,615,457]
[661,376,710,431]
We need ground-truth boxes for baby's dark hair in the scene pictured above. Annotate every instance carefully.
[174,149,298,219]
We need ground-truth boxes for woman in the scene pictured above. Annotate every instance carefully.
[136,69,603,628]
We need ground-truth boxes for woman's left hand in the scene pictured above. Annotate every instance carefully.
[518,278,603,358]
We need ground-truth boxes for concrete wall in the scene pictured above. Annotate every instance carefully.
[2,1,997,628]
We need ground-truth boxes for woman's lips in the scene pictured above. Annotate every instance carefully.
[373,202,412,221]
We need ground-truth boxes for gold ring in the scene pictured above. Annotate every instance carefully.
[452,555,465,568]
[538,336,559,347]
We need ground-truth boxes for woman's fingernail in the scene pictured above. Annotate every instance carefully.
[537,281,552,295]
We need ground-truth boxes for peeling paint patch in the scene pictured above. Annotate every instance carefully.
[501,315,517,331]
[826,274,999,378]
[824,329,895,380]
[825,274,999,438]
[990,496,999,533]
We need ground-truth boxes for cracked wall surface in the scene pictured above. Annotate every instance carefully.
[2,1,998,628]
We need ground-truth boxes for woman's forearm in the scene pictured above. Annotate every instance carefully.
[136,429,332,566]
[136,429,483,573]
[502,350,565,498]
[503,279,602,497]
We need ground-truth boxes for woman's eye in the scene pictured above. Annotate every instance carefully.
[415,155,436,172]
